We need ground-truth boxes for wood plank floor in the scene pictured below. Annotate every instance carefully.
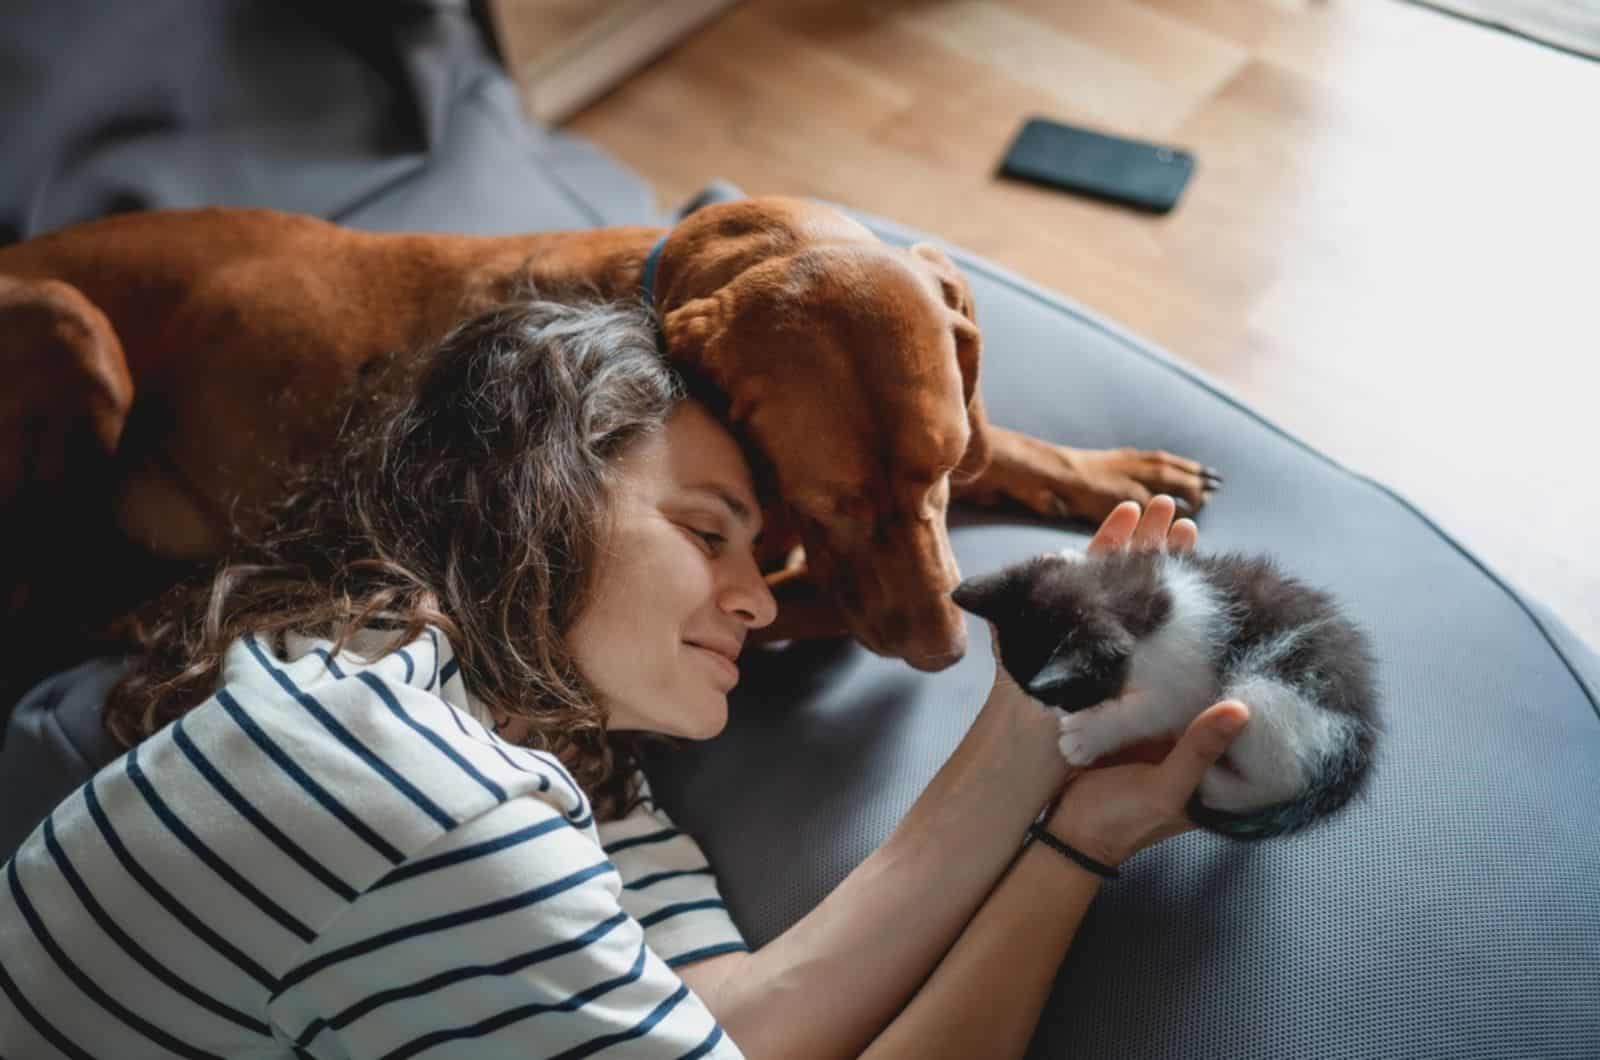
[511,0,1600,649]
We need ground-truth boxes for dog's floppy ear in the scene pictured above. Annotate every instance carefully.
[660,294,734,384]
[909,241,975,319]
[910,242,990,484]
[0,277,134,503]
[909,242,980,403]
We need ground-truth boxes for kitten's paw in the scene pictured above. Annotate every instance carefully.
[1056,711,1111,766]
[1056,547,1087,564]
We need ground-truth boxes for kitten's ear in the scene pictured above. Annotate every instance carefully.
[950,567,1016,623]
[1025,646,1091,700]
[1026,626,1135,702]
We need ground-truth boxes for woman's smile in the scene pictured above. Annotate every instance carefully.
[564,401,775,738]
[686,640,741,687]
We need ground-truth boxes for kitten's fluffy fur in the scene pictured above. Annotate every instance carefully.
[953,548,1381,840]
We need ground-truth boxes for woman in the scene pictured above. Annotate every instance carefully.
[0,295,1247,1059]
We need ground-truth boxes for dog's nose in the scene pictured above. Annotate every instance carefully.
[873,605,968,671]
[904,643,967,672]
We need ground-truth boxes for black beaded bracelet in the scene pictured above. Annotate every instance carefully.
[1025,823,1121,879]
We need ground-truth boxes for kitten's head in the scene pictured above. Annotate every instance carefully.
[953,551,1167,712]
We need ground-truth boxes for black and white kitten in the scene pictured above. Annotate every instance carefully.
[953,548,1381,840]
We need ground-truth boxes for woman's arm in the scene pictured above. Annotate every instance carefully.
[677,498,1223,1060]
[684,696,1247,1060]
[859,700,1249,1059]
[678,681,1071,1060]
[860,822,1103,1059]
[691,841,1102,1060]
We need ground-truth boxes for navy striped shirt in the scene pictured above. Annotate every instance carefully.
[0,628,746,1058]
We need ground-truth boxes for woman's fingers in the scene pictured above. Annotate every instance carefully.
[1167,517,1198,553]
[1155,700,1250,807]
[1130,495,1179,552]
[1086,501,1141,555]
[1087,496,1200,558]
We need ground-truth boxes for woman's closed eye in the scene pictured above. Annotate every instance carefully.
[682,523,728,553]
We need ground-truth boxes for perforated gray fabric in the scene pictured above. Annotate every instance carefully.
[0,0,659,244]
[644,208,1600,1058]
[0,658,128,862]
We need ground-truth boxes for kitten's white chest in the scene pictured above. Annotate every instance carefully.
[1055,547,1228,707]
[1125,562,1227,721]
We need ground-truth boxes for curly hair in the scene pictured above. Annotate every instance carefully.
[103,293,695,820]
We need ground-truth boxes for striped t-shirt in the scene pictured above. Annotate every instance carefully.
[0,628,747,1058]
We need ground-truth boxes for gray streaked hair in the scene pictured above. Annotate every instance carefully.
[107,293,690,820]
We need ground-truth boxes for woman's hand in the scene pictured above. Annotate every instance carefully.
[1044,700,1250,868]
[1086,494,1197,557]
[1046,494,1248,865]
[981,494,1197,722]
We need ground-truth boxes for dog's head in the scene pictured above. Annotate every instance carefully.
[656,199,989,671]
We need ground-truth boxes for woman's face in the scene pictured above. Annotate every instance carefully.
[565,400,778,739]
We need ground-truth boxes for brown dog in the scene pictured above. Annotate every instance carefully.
[0,196,1214,687]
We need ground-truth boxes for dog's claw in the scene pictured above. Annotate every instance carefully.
[1050,497,1072,519]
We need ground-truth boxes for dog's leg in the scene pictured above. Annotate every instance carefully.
[951,426,1221,522]
[0,276,133,508]
[912,241,1217,523]
[1,275,139,706]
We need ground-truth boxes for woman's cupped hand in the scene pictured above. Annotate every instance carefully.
[994,495,1252,868]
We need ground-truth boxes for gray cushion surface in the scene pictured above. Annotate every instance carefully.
[0,658,128,863]
[644,208,1600,1059]
[0,0,659,244]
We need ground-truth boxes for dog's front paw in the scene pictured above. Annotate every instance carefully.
[1048,445,1220,522]
[1057,709,1116,767]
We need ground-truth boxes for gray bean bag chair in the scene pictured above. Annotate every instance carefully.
[647,202,1600,1060]
[4,2,1597,1057]
[0,0,655,242]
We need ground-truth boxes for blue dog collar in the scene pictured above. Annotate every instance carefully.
[640,234,671,354]
[640,234,668,310]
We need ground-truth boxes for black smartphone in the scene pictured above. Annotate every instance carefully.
[998,116,1196,214]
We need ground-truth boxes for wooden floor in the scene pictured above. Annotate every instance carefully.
[512,0,1599,649]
